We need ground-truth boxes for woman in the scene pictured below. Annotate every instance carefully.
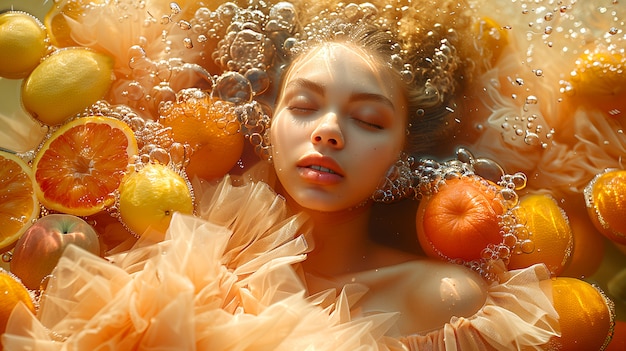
[2,2,559,350]
[265,20,560,347]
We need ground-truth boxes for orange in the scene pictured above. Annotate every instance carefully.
[584,169,626,245]
[508,193,573,276]
[44,0,106,48]
[416,176,504,262]
[159,89,244,181]
[32,116,138,216]
[542,277,614,351]
[560,192,605,279]
[0,150,40,252]
[606,320,626,351]
[570,46,626,117]
[0,269,35,334]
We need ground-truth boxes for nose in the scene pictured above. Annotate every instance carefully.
[311,112,344,148]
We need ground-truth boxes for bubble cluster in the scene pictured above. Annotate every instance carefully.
[412,147,533,280]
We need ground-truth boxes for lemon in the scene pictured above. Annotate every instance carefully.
[0,11,48,79]
[118,163,194,236]
[21,47,114,126]
[0,269,35,334]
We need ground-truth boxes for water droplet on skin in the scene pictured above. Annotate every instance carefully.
[609,27,619,35]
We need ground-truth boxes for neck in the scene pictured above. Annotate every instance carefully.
[288,197,377,277]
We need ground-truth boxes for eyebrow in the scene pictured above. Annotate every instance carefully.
[284,78,396,111]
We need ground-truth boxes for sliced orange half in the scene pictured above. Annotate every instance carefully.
[0,150,39,252]
[32,116,138,216]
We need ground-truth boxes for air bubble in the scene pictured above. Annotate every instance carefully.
[214,71,253,104]
[525,95,538,105]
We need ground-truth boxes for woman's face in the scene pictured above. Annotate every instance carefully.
[270,43,408,212]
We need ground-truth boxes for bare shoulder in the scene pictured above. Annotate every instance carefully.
[338,258,490,335]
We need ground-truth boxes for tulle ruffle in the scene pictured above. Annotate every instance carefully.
[2,176,402,351]
[399,264,559,351]
[3,175,559,350]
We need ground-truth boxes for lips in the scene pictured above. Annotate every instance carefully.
[297,154,344,184]
[297,154,344,176]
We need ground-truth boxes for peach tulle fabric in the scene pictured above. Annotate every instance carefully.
[3,175,558,350]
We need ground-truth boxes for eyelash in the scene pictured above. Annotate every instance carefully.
[353,117,383,130]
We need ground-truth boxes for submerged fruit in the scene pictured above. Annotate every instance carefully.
[543,277,614,351]
[32,116,138,216]
[0,11,48,79]
[584,169,626,245]
[22,47,114,126]
[0,150,40,252]
[10,214,101,290]
[416,176,504,262]
[508,193,573,276]
[159,89,244,181]
[118,162,194,236]
[0,269,35,334]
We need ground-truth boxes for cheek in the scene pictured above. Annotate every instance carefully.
[270,114,307,162]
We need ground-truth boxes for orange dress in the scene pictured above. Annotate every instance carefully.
[2,175,559,350]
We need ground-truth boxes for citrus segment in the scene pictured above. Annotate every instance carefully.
[543,277,614,351]
[584,169,626,245]
[0,150,40,252]
[33,116,138,216]
[508,194,573,276]
[0,11,48,79]
[416,176,504,261]
[118,163,194,236]
[0,269,35,334]
[21,47,115,126]
[159,89,244,181]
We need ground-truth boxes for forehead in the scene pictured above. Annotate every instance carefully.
[285,42,397,85]
[282,42,402,98]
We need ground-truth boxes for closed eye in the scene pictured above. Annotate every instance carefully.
[354,118,383,130]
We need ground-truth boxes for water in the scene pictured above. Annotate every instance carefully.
[1,0,626,336]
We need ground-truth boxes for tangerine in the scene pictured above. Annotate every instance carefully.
[584,169,626,245]
[32,116,138,216]
[416,176,504,262]
[508,193,573,276]
[0,150,40,252]
[0,269,35,334]
[542,277,614,351]
[159,89,244,181]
